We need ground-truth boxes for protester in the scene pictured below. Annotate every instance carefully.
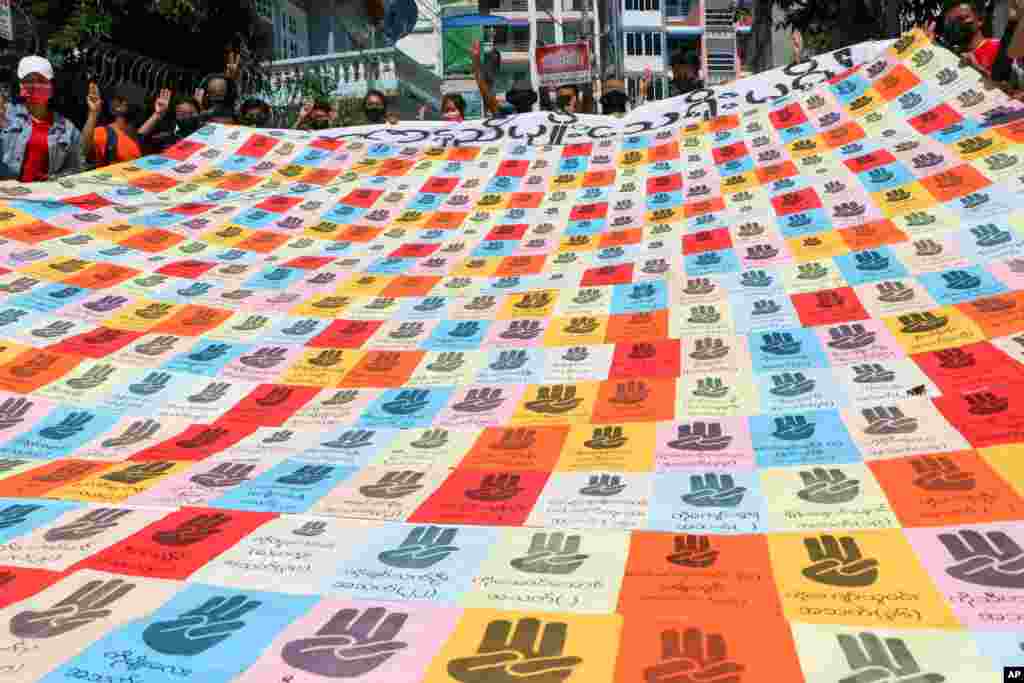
[0,56,83,181]
[441,93,465,122]
[194,72,237,123]
[82,83,169,166]
[295,98,336,130]
[600,78,628,117]
[239,97,272,127]
[555,84,580,114]
[363,90,388,125]
[669,50,704,96]
[927,1,1001,76]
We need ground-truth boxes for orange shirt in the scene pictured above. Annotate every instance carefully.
[91,126,142,167]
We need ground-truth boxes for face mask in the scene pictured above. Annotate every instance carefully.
[206,95,226,108]
[19,82,52,106]
[601,92,627,113]
[309,119,331,130]
[240,113,268,127]
[443,110,462,122]
[944,18,976,49]
[177,115,202,135]
[507,93,535,113]
[365,106,386,124]
[556,95,573,111]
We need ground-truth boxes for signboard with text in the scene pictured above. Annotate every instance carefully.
[536,41,590,87]
[0,0,13,42]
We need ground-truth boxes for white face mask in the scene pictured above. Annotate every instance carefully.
[443,110,462,121]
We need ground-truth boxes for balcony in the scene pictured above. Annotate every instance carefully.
[266,46,441,115]
[485,0,586,13]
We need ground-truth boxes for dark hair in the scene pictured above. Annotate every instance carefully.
[199,72,238,108]
[172,96,202,114]
[364,89,387,107]
[556,83,579,97]
[441,93,466,117]
[311,98,334,114]
[943,0,980,15]
[241,98,270,114]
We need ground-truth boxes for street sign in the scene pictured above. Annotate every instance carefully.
[536,42,590,88]
[0,0,13,42]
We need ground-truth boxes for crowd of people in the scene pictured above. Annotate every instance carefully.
[1,0,1023,184]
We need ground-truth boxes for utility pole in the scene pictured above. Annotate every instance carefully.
[528,0,541,110]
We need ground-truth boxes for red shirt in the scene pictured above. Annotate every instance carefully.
[973,38,1000,74]
[20,116,51,183]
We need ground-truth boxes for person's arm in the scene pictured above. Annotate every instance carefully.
[63,123,84,175]
[294,99,313,129]
[1010,0,1024,59]
[139,88,170,138]
[80,82,101,162]
[471,41,499,116]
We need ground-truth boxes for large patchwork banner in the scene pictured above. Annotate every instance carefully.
[0,30,1019,681]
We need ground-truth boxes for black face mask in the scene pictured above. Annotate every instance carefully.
[365,106,386,124]
[943,18,976,49]
[240,112,269,127]
[601,92,627,114]
[177,115,202,136]
[506,90,536,113]
[309,119,331,130]
[556,95,573,111]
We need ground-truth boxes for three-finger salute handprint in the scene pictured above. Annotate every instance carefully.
[796,468,860,504]
[11,578,134,638]
[837,632,945,683]
[938,529,1024,589]
[143,595,261,656]
[510,533,589,575]
[281,606,409,677]
[801,535,879,587]
[447,618,582,683]
[643,628,744,683]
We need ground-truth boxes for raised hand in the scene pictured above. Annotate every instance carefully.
[510,533,588,575]
[939,529,1024,589]
[447,618,581,683]
[666,535,719,568]
[281,606,409,677]
[579,474,627,497]
[681,473,747,508]
[10,578,134,638]
[359,471,425,499]
[86,82,102,116]
[837,632,944,683]
[143,595,261,656]
[910,456,975,491]
[643,628,744,683]
[465,474,523,502]
[44,508,132,542]
[802,534,879,587]
[797,468,860,504]
[153,88,171,117]
[378,526,459,569]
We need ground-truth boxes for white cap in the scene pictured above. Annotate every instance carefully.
[17,56,53,81]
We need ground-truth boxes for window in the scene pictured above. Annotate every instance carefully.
[625,32,661,56]
[625,0,659,10]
